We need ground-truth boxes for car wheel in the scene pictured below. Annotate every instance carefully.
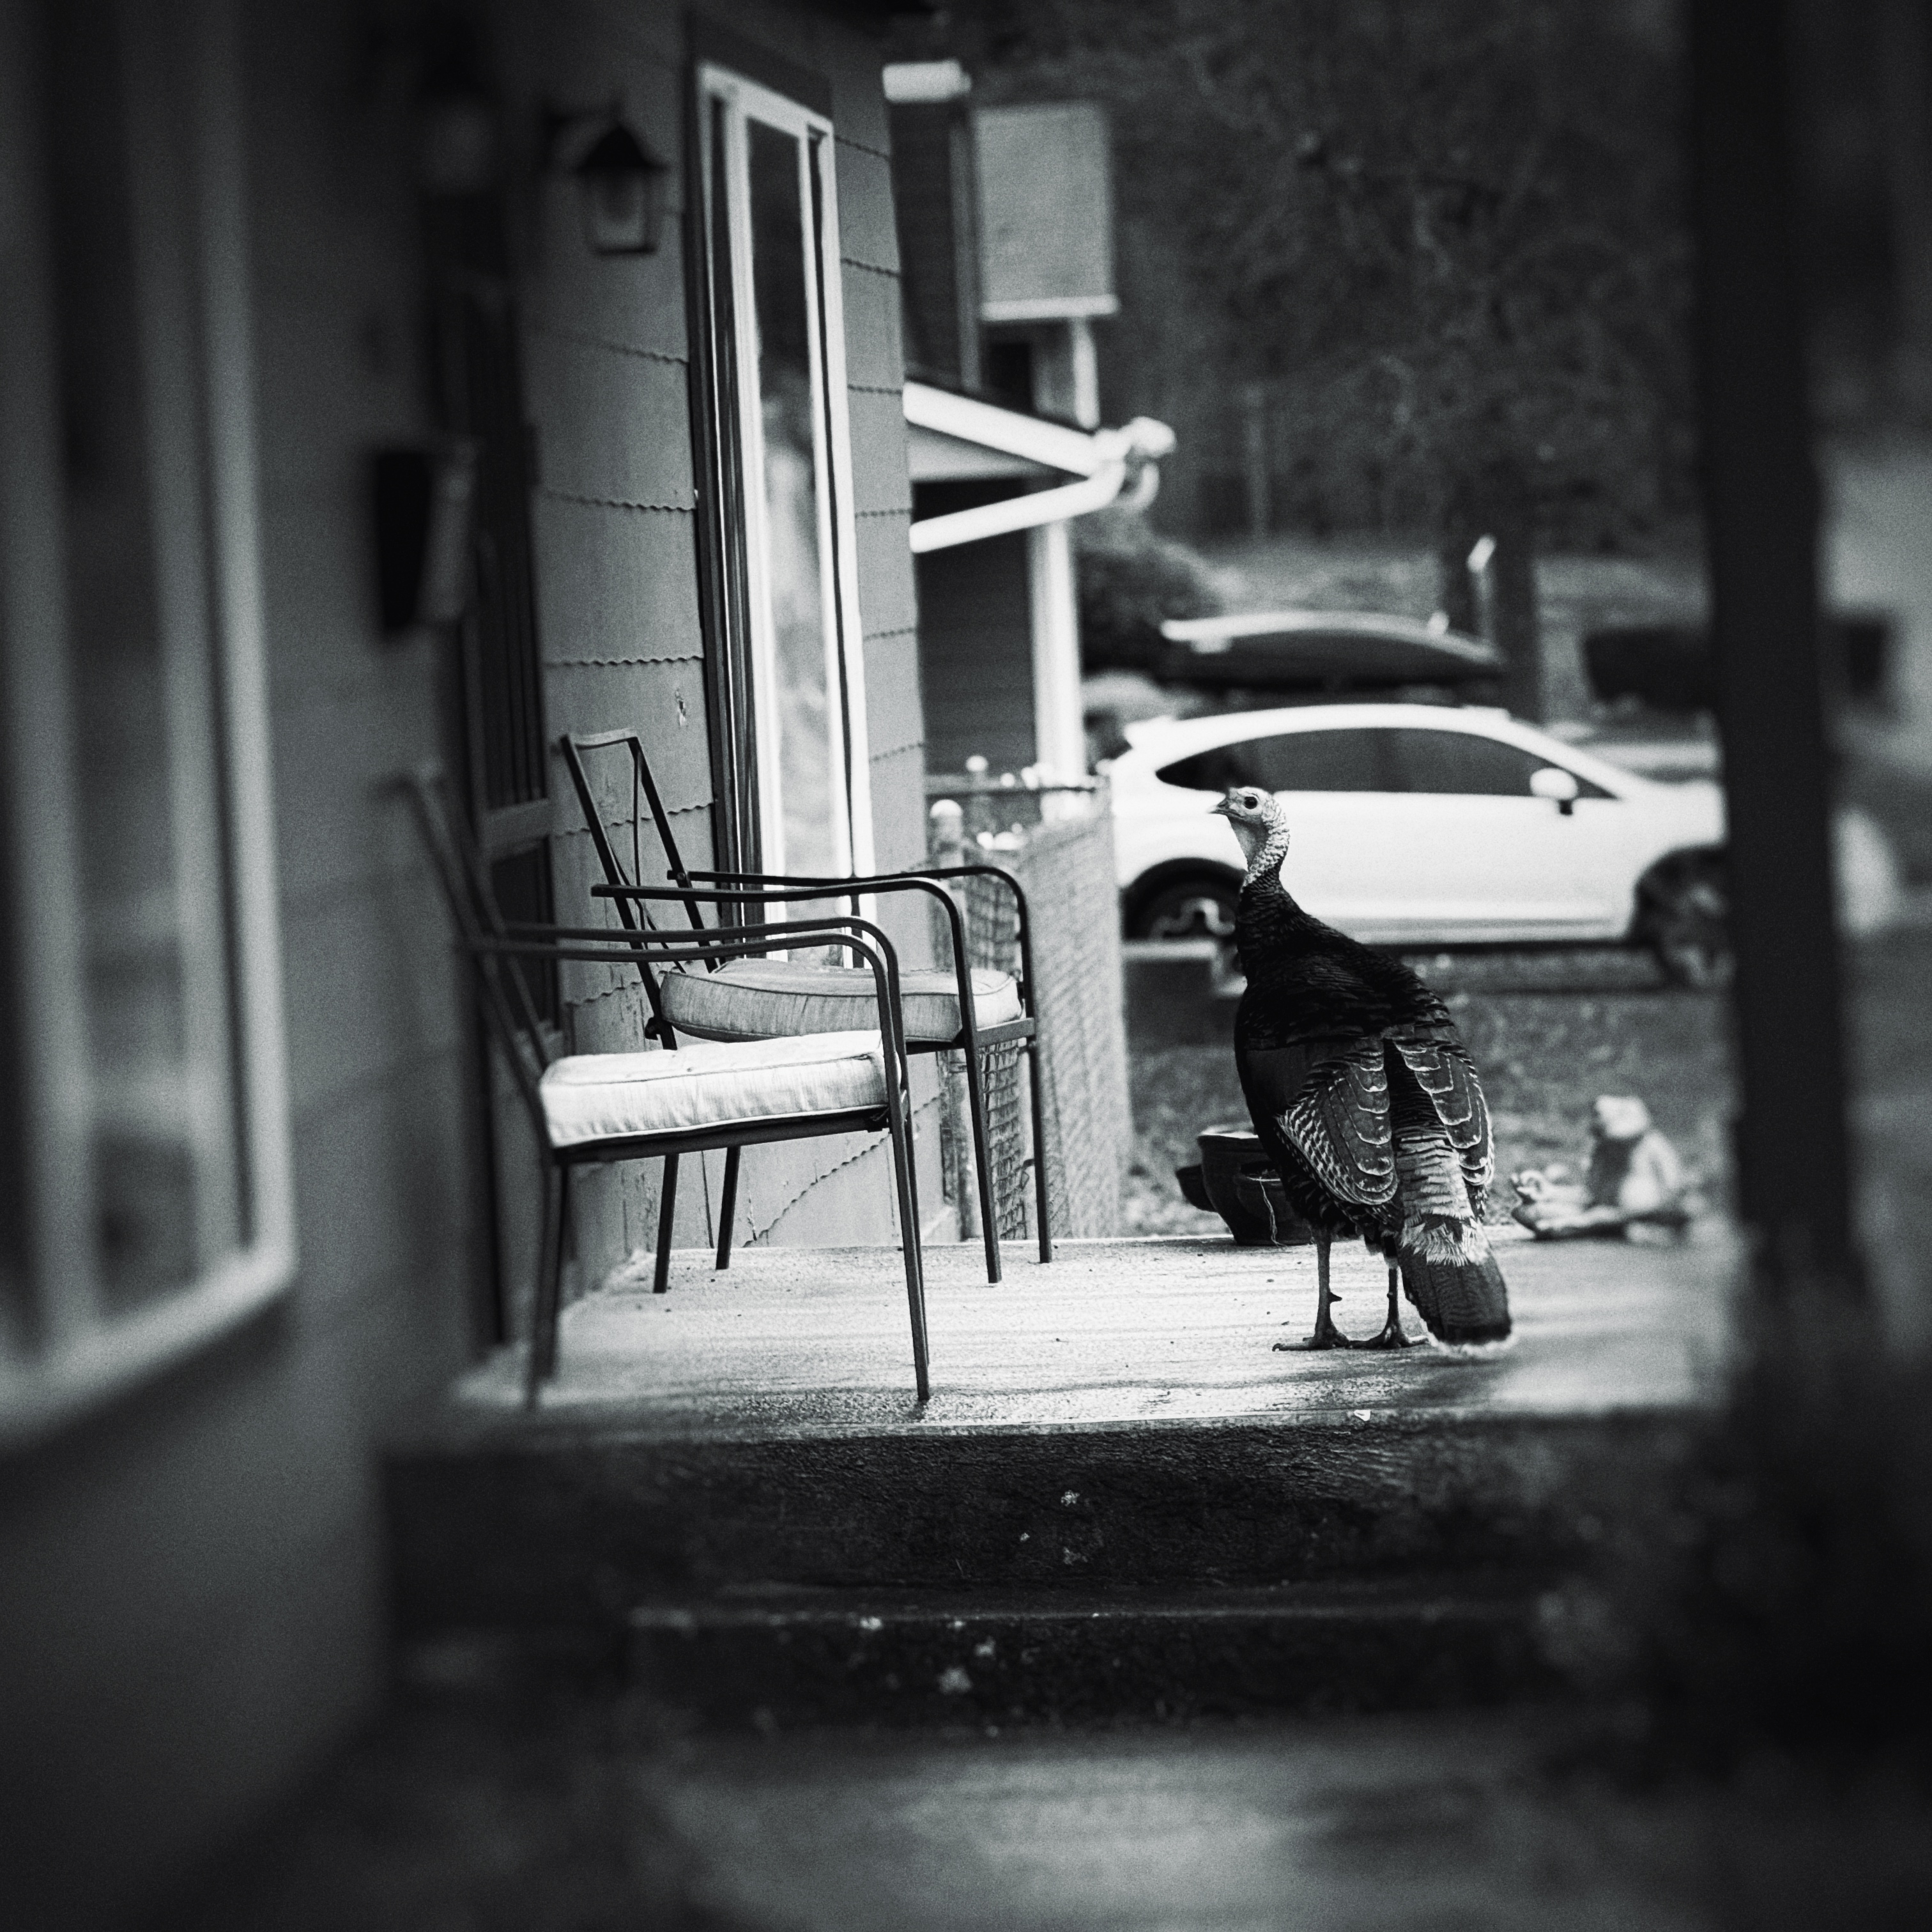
[1128,877,1245,995]
[1640,854,1733,990]
[1131,878,1239,947]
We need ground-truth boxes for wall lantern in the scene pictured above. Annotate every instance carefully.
[543,106,670,256]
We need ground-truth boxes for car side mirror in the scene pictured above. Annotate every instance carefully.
[1529,766,1580,815]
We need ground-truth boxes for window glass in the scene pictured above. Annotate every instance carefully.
[1387,728,1609,797]
[1245,728,1393,792]
[1158,728,1391,793]
[52,0,241,1313]
[699,67,867,902]
[747,119,838,879]
[3,0,294,1430]
[1156,744,1256,792]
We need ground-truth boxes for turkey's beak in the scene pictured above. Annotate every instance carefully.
[1208,796,1233,819]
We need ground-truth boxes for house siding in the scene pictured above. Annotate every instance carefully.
[0,2,930,1922]
[502,0,936,1275]
[915,482,1040,777]
[2,4,472,1920]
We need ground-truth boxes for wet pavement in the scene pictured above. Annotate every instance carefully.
[640,1713,1705,1932]
[169,1694,1932,1931]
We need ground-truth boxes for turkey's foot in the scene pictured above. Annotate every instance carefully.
[1275,1316,1351,1351]
[1279,1230,1347,1349]
[1351,1321,1414,1350]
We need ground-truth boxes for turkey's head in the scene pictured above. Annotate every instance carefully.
[1211,786,1289,879]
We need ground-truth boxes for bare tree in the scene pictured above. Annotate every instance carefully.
[965,0,1696,717]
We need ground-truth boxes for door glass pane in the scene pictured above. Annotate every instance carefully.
[1388,729,1556,796]
[49,0,241,1312]
[747,119,837,878]
[707,96,758,869]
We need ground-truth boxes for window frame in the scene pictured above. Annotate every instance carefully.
[694,60,875,881]
[0,0,294,1446]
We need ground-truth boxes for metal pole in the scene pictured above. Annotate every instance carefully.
[1690,0,1858,1294]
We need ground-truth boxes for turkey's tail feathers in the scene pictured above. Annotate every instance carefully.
[1397,1215,1512,1353]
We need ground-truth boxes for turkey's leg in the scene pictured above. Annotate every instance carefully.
[1275,1229,1349,1351]
[1354,1258,1414,1349]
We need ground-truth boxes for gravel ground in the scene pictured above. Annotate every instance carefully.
[1124,950,1735,1236]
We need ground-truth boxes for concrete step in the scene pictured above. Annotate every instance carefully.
[624,1581,1560,1728]
[386,1408,1694,1636]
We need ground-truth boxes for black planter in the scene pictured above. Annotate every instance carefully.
[1177,1124,1313,1246]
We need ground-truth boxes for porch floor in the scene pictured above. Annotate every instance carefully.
[442,1228,1733,1440]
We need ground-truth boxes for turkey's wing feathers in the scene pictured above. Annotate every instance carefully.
[1277,1041,1397,1209]
[1390,1032,1494,1199]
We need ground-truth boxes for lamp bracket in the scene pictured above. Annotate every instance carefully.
[539,98,625,171]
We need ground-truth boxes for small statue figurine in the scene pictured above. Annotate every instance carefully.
[1510,1095,1694,1241]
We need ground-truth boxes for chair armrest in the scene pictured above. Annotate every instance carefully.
[572,898,914,1048]
[472,918,912,1066]
[660,868,1037,1050]
[494,912,900,970]
[475,922,885,967]
[687,864,1032,963]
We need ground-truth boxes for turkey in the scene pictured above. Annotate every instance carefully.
[1213,786,1512,1353]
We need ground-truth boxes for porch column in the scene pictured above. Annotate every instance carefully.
[1068,318,1101,429]
[1690,0,1857,1296]
[1027,519,1085,781]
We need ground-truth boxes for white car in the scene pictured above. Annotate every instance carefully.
[1111,703,1737,983]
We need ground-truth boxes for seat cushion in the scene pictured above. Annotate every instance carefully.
[540,1030,886,1149]
[658,958,1022,1045]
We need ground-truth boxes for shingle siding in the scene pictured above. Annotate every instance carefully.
[0,5,935,1925]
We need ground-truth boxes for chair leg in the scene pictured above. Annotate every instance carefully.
[654,1153,679,1295]
[885,1091,931,1403]
[715,1146,740,1271]
[526,1162,568,1406]
[959,1043,1002,1284]
[1026,1036,1053,1262]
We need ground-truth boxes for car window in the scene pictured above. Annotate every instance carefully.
[1154,743,1259,793]
[1245,728,1392,791]
[1156,728,1392,793]
[1385,728,1611,798]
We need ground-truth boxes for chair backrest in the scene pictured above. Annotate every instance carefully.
[403,766,553,1137]
[558,730,705,938]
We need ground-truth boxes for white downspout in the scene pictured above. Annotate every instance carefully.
[907,414,1175,555]
[910,460,1128,554]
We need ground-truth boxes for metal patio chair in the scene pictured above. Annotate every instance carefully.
[406,767,931,1405]
[559,729,1052,1285]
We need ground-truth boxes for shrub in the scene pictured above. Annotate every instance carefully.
[1074,508,1227,675]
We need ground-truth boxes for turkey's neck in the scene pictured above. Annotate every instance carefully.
[1235,829,1317,971]
[1241,824,1292,888]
